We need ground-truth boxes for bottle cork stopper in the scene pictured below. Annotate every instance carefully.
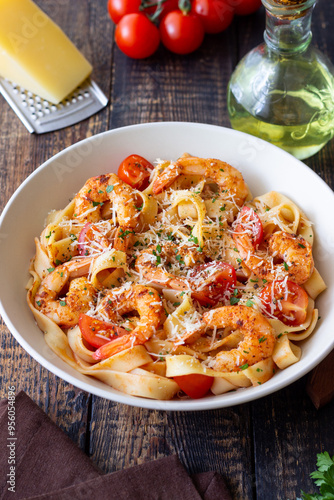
[262,0,316,18]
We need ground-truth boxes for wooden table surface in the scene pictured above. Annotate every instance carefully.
[1,1,334,499]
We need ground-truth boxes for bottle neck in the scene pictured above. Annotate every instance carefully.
[263,0,316,54]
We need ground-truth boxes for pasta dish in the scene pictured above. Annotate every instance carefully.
[27,154,326,400]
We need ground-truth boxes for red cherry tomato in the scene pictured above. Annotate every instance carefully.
[192,0,234,34]
[190,261,237,305]
[143,0,179,19]
[232,0,262,16]
[107,0,141,24]
[115,13,160,59]
[233,206,264,250]
[117,154,154,190]
[79,314,128,348]
[174,374,214,399]
[160,11,205,55]
[259,280,309,326]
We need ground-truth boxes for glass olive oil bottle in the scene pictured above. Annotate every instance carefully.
[227,0,334,160]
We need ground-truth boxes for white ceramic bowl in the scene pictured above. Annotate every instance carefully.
[1,122,333,411]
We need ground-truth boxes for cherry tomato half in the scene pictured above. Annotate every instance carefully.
[117,154,154,190]
[192,0,234,34]
[174,374,214,399]
[233,206,264,250]
[190,261,237,305]
[232,0,262,16]
[79,314,128,348]
[160,11,205,55]
[259,280,309,326]
[115,13,160,59]
[107,0,141,24]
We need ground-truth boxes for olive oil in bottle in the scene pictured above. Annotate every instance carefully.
[227,0,334,160]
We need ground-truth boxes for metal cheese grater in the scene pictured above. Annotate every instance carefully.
[0,77,108,134]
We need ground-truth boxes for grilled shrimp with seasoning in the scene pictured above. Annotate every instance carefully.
[34,259,96,328]
[152,156,249,208]
[92,285,165,360]
[135,242,236,305]
[73,174,142,247]
[234,228,314,284]
[203,305,276,372]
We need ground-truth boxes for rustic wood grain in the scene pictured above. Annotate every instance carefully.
[0,1,333,500]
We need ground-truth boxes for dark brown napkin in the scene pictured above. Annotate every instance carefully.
[0,391,101,500]
[0,392,231,500]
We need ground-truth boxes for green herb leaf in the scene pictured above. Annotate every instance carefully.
[106,185,114,193]
[297,452,334,499]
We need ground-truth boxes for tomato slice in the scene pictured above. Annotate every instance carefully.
[190,261,237,305]
[117,154,154,190]
[259,280,309,326]
[78,314,128,349]
[233,206,264,250]
[174,374,214,399]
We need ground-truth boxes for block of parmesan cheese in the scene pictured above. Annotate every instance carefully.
[0,0,92,104]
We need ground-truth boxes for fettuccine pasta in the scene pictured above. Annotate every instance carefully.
[27,153,326,400]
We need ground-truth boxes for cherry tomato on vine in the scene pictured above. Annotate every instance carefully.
[232,0,262,16]
[115,13,160,59]
[192,0,234,34]
[107,0,141,24]
[160,10,205,55]
[143,0,179,19]
[174,374,214,399]
[259,280,309,326]
[117,154,154,190]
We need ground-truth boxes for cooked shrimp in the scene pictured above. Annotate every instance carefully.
[152,156,249,208]
[73,173,141,229]
[35,259,96,328]
[135,242,205,290]
[92,285,165,360]
[203,305,275,372]
[135,242,236,305]
[234,228,314,284]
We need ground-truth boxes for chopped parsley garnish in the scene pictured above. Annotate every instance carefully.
[240,364,249,370]
[106,185,114,193]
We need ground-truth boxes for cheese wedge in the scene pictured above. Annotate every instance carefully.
[0,0,92,103]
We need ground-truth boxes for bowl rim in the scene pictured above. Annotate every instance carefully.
[1,121,334,411]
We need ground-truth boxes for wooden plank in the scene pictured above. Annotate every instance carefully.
[0,0,112,449]
[252,377,334,499]
[89,397,254,499]
[109,28,238,130]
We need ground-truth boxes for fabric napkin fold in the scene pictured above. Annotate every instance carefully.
[0,391,231,500]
